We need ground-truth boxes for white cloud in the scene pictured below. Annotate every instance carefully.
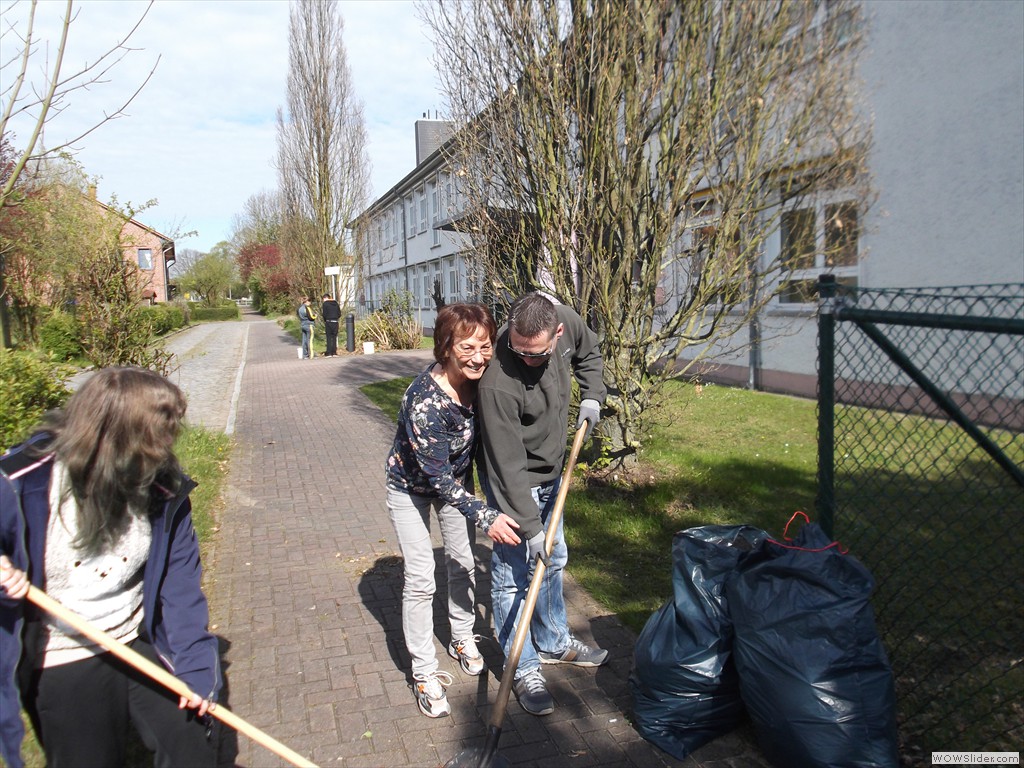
[2,0,440,252]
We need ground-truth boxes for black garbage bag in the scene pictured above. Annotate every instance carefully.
[630,524,769,759]
[727,514,899,768]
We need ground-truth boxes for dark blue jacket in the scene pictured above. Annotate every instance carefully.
[0,435,222,768]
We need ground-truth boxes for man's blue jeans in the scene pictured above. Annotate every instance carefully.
[300,325,312,358]
[489,477,571,680]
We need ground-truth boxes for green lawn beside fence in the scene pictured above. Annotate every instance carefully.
[361,374,1023,754]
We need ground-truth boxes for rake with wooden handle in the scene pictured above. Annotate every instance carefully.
[26,585,318,768]
[446,424,588,768]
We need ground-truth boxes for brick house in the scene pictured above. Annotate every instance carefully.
[94,198,176,304]
[120,215,175,304]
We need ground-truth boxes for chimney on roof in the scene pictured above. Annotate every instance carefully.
[415,117,454,166]
[88,184,97,199]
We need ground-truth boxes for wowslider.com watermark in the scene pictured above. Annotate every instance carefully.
[933,754,1019,765]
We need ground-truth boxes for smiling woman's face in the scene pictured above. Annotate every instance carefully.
[448,325,494,380]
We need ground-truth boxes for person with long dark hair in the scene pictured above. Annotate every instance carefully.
[0,367,222,768]
[385,302,520,718]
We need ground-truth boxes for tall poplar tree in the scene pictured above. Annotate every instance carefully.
[276,0,370,299]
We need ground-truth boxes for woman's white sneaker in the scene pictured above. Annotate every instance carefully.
[413,670,454,718]
[448,635,485,676]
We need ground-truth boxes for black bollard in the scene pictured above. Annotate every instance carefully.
[345,313,355,353]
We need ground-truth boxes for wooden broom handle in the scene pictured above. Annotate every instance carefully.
[488,424,588,729]
[27,585,318,768]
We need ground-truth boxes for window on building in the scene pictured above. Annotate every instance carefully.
[686,196,719,254]
[445,258,460,302]
[418,187,428,233]
[406,197,416,238]
[778,198,859,304]
[420,265,430,309]
[463,255,482,299]
[432,262,442,304]
[137,248,153,270]
[430,181,441,247]
[441,173,452,219]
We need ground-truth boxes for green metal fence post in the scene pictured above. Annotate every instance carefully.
[816,274,837,539]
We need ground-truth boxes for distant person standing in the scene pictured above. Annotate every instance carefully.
[321,294,342,356]
[297,297,317,359]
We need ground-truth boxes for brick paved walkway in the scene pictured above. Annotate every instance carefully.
[202,313,769,768]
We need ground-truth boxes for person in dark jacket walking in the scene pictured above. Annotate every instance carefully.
[321,293,342,356]
[0,367,222,768]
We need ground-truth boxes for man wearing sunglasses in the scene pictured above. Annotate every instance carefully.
[476,291,607,716]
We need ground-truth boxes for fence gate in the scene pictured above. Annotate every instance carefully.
[815,276,1024,759]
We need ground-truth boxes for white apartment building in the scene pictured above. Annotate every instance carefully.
[350,118,478,331]
[350,1,1023,391]
[690,0,1024,397]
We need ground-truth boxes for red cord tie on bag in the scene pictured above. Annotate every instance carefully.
[768,511,849,554]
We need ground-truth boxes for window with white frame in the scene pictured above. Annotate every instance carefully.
[655,197,717,318]
[431,261,442,304]
[420,264,430,309]
[445,257,460,302]
[406,196,416,238]
[137,248,153,270]
[778,196,859,304]
[418,186,428,233]
[463,255,483,299]
[430,181,441,247]
[685,197,718,253]
[441,173,452,219]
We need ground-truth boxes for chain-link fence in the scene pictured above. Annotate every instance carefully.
[815,277,1023,761]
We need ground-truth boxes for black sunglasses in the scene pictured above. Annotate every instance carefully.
[507,335,555,359]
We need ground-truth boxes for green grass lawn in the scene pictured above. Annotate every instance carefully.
[567,382,820,631]
[363,377,819,630]
[16,424,231,768]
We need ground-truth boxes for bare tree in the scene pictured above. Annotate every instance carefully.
[231,189,283,251]
[276,0,369,299]
[0,0,158,208]
[421,0,871,465]
[171,247,201,279]
[0,0,158,346]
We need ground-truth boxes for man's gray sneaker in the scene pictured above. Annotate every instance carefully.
[538,636,609,667]
[513,668,553,716]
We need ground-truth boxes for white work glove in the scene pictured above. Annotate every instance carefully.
[575,399,601,441]
[526,531,551,566]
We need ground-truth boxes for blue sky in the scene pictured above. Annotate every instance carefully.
[2,0,442,253]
